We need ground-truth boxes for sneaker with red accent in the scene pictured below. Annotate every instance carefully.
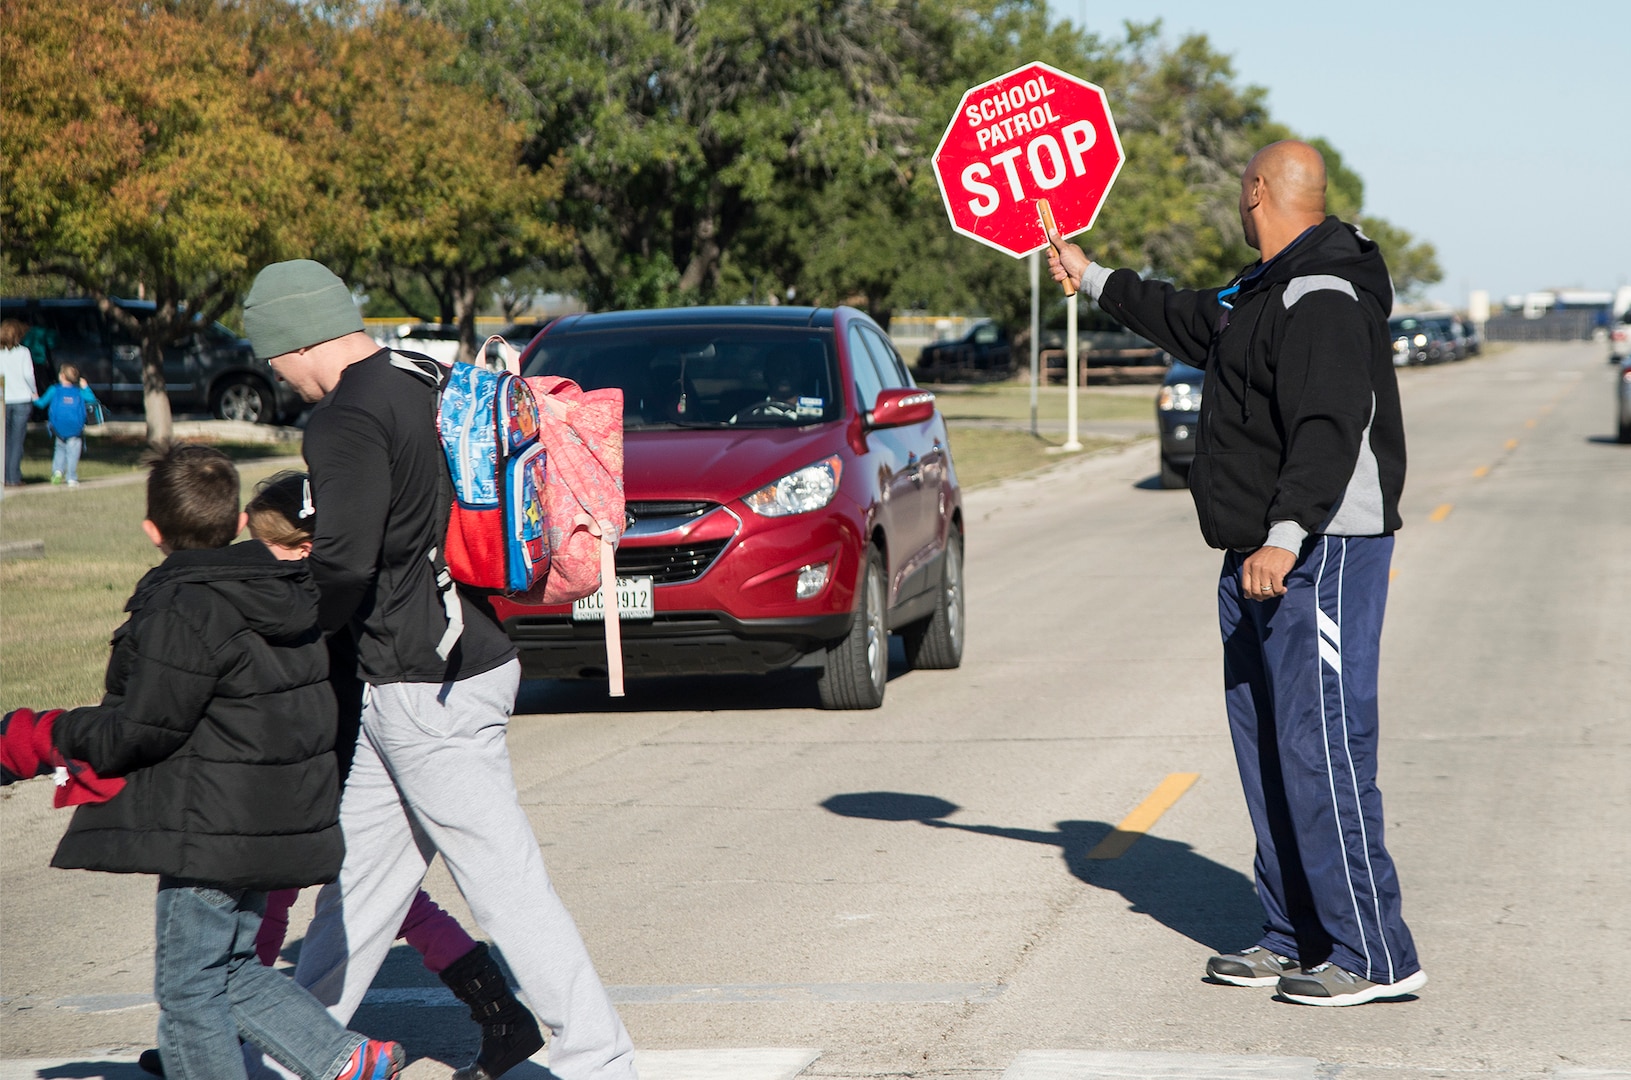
[335,1039,406,1080]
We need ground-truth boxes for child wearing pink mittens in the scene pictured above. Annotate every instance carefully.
[137,472,543,1080]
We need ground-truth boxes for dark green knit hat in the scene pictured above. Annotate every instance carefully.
[243,260,364,360]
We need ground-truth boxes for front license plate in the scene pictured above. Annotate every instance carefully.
[572,576,654,621]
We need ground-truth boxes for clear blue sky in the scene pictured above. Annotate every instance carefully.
[1069,0,1629,307]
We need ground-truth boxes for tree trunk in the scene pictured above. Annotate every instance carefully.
[677,186,722,296]
[142,337,174,448]
[454,277,481,367]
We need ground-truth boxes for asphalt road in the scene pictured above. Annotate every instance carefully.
[2,341,1626,1080]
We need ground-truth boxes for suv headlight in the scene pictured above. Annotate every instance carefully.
[744,456,842,517]
[1158,383,1201,411]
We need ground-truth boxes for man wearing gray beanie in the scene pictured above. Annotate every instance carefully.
[242,260,638,1080]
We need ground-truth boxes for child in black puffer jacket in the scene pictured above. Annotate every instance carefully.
[3,444,405,1080]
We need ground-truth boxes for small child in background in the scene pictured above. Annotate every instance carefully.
[1,445,403,1080]
[232,472,545,1080]
[33,363,100,486]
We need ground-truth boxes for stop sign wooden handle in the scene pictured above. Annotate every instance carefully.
[1036,199,1076,297]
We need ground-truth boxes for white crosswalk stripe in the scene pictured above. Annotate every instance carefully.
[2,1051,1627,1080]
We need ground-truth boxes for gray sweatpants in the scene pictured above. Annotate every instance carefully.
[280,660,636,1080]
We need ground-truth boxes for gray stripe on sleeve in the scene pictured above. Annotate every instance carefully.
[1283,274,1357,308]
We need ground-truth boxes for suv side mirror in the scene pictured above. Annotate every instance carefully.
[866,387,936,430]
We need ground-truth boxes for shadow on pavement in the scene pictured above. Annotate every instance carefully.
[515,638,912,714]
[821,791,1260,951]
[32,1066,150,1080]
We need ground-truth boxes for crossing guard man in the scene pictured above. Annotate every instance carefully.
[1048,140,1426,1006]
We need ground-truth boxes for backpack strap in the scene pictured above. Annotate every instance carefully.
[389,350,449,386]
[390,350,465,661]
[600,537,623,697]
[482,335,523,377]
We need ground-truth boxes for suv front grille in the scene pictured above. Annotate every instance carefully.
[627,500,715,520]
[617,539,729,584]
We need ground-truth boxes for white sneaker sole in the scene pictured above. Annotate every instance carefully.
[1206,969,1285,987]
[1205,955,1294,988]
[1279,967,1427,1006]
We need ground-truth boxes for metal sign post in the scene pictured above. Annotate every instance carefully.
[1029,251,1040,437]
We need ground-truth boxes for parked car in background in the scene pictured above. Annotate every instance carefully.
[1610,308,1631,364]
[1156,360,1204,488]
[491,306,965,709]
[381,322,462,364]
[491,321,547,352]
[381,321,552,368]
[1420,313,1472,361]
[1389,315,1457,366]
[0,296,301,422]
[914,319,1012,382]
[1617,354,1631,444]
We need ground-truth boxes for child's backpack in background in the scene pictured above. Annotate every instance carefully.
[47,384,87,439]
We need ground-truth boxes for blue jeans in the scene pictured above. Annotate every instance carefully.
[52,435,82,482]
[154,879,364,1080]
[1219,535,1419,985]
[4,401,29,485]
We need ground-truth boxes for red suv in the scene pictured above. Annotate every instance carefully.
[489,306,965,708]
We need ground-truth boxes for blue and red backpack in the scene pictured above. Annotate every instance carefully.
[391,352,549,594]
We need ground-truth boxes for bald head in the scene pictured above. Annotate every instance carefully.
[1239,140,1329,258]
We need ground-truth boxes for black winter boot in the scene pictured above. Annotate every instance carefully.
[438,942,545,1080]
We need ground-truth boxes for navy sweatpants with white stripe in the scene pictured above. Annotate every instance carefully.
[1219,534,1421,985]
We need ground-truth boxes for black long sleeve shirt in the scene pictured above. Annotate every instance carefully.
[303,350,515,684]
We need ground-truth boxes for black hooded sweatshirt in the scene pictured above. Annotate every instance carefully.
[1099,215,1406,551]
[51,541,344,891]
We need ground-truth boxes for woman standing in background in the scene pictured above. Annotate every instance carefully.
[1,319,39,488]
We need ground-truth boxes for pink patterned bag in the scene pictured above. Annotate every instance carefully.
[488,336,628,694]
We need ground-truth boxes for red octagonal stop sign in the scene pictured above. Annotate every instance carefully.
[932,61,1125,259]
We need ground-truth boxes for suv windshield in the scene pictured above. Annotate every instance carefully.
[523,327,841,430]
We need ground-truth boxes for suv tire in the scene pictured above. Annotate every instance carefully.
[818,546,887,710]
[1159,454,1187,489]
[213,377,274,423]
[902,526,963,670]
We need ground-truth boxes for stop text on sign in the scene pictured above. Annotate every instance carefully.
[960,75,1097,217]
[931,62,1125,259]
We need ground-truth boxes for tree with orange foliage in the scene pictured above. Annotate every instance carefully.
[1,0,314,444]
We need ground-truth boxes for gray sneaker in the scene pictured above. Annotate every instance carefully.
[1277,962,1428,1006]
[1204,946,1298,987]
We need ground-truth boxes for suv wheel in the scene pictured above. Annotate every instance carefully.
[902,526,963,670]
[818,546,887,709]
[1159,454,1187,489]
[213,377,273,423]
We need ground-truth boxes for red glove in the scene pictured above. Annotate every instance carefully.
[0,708,126,807]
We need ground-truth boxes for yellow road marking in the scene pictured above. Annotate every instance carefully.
[1473,465,1489,478]
[1505,438,1519,450]
[1087,773,1200,860]
[1524,419,1536,429]
[1430,503,1454,522]
[1389,568,1398,582]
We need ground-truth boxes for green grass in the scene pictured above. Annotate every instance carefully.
[0,414,1128,710]
[944,425,1124,490]
[1,457,298,711]
[13,428,303,485]
[932,382,1155,424]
